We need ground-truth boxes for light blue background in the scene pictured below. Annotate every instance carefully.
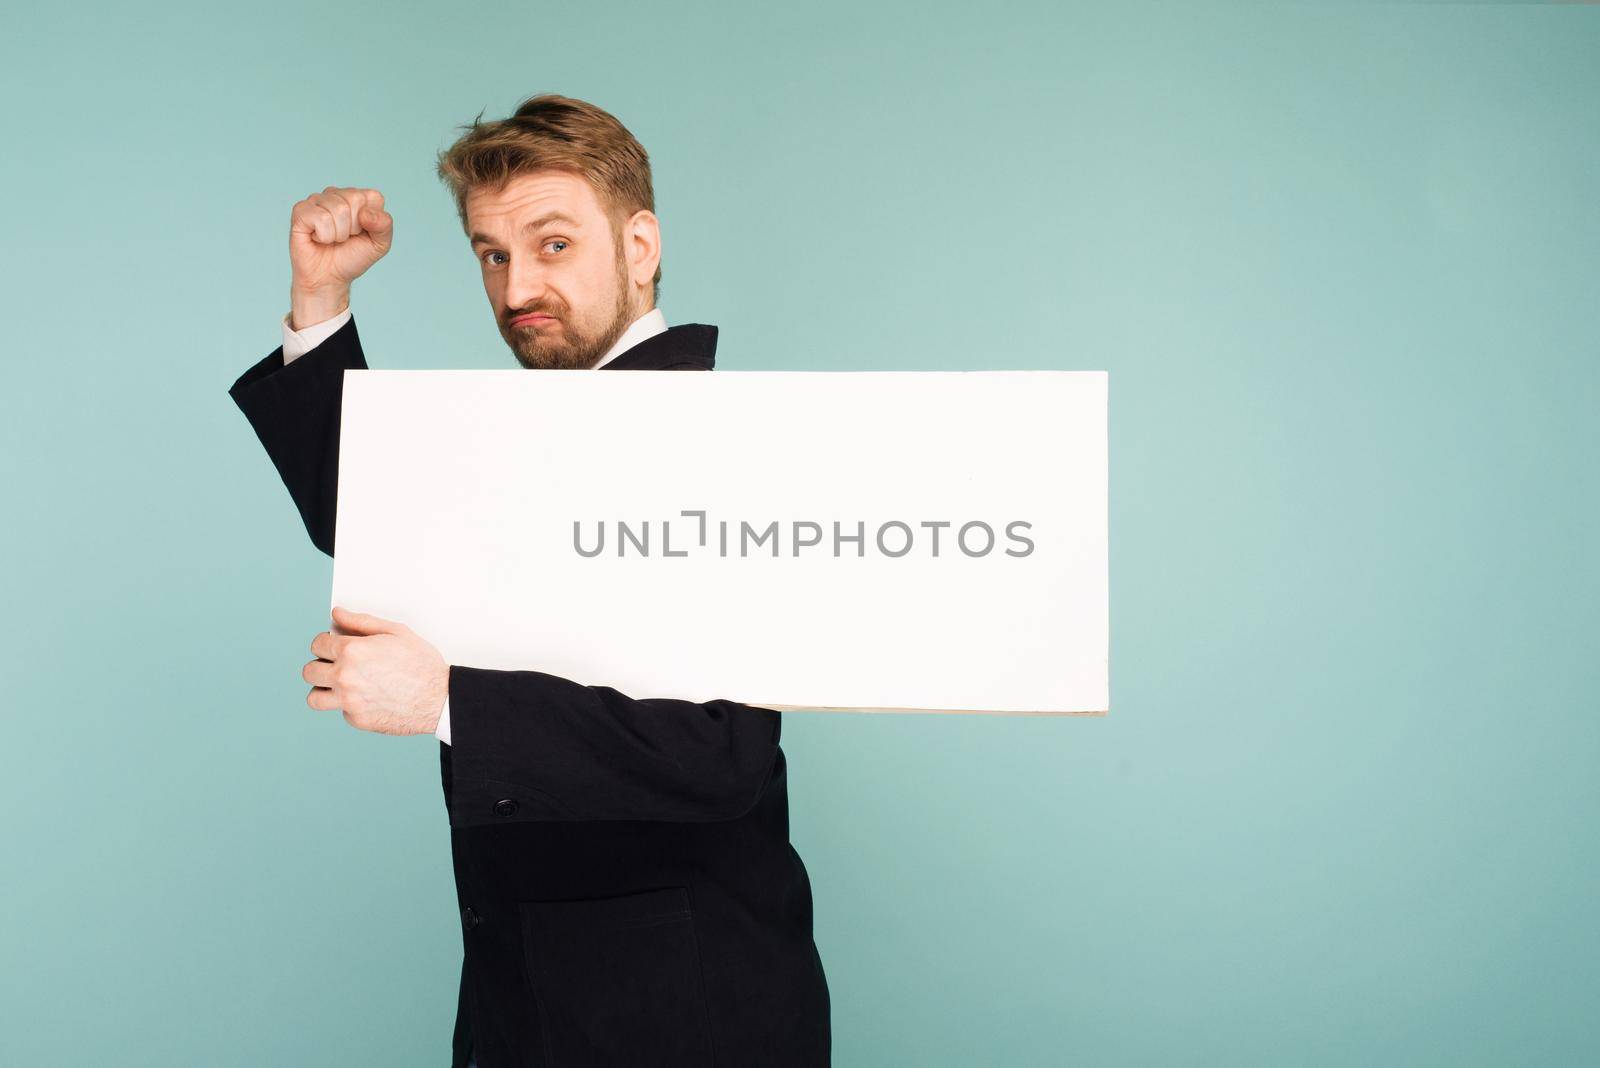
[3,2,1596,1064]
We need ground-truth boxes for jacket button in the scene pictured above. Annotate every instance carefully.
[493,798,519,818]
[462,906,480,930]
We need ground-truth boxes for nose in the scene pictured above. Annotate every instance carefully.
[502,254,550,314]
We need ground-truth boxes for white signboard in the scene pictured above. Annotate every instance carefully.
[331,370,1108,715]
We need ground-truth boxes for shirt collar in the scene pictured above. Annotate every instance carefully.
[592,307,668,369]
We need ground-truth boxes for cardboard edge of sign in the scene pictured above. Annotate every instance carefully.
[744,703,1108,716]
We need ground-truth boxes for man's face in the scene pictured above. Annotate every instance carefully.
[467,171,653,369]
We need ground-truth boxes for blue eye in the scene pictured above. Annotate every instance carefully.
[545,240,568,253]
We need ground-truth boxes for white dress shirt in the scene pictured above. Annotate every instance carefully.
[281,304,670,744]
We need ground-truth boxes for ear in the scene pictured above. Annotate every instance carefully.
[621,209,661,291]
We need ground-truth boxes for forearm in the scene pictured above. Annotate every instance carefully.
[444,665,781,826]
[290,283,350,335]
[227,312,368,557]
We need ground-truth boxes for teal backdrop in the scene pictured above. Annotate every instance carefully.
[3,2,1596,1064]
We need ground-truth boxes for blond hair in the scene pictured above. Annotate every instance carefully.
[437,94,661,302]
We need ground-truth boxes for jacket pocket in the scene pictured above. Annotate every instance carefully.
[520,886,716,1067]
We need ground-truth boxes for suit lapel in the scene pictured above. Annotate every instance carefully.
[599,323,718,371]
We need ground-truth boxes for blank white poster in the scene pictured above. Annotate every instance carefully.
[330,370,1108,715]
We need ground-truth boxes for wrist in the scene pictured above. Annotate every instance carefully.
[430,665,450,727]
[289,284,351,331]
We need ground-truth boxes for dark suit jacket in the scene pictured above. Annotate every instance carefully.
[228,316,831,1067]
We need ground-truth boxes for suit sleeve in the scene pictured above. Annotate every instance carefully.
[226,315,368,557]
[283,308,353,363]
[444,664,781,826]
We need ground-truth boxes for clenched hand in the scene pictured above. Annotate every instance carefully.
[288,185,393,329]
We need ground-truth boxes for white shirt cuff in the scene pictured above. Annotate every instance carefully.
[281,307,352,364]
[436,694,452,746]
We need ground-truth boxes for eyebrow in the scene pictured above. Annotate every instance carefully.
[469,211,582,247]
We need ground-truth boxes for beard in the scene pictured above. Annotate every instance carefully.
[497,244,636,370]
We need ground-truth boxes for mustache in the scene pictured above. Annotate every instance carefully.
[504,304,564,323]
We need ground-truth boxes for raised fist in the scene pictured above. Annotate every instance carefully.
[288,186,393,328]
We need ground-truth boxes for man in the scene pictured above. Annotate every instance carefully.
[227,94,831,1068]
